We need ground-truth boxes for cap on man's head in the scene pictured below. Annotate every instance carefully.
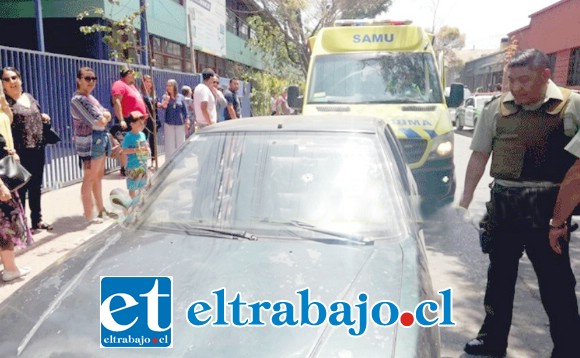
[202,68,215,81]
[120,66,134,77]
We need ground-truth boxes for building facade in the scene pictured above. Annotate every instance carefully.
[461,0,580,91]
[0,0,264,75]
[508,0,580,89]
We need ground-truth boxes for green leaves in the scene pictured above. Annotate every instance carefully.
[76,4,145,63]
[248,0,393,78]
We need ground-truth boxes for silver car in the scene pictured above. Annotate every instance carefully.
[0,116,441,357]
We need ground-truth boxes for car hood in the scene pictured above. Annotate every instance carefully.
[0,227,431,357]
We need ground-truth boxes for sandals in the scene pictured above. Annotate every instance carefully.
[98,209,119,220]
[89,217,104,225]
[35,222,54,231]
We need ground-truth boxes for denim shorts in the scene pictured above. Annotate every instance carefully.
[91,130,110,159]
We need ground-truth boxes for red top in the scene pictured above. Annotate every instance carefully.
[111,80,147,119]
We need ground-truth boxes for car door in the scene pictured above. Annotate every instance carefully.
[464,97,475,127]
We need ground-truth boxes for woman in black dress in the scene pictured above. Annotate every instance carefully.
[1,67,53,232]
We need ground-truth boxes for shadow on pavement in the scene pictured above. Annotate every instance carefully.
[422,203,556,358]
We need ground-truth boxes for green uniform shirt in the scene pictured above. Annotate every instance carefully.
[470,80,580,158]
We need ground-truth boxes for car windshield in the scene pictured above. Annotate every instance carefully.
[133,131,407,239]
[308,52,443,104]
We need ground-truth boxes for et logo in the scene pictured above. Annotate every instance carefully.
[100,276,173,348]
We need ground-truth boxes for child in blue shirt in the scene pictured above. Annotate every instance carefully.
[122,111,150,198]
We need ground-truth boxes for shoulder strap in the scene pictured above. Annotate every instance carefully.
[499,93,517,116]
[499,87,572,117]
[551,87,571,117]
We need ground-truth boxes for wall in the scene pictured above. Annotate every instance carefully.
[509,0,580,88]
[0,0,102,18]
[509,0,580,54]
[225,32,263,70]
[0,0,187,46]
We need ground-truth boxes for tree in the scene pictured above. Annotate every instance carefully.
[77,0,145,63]
[434,26,465,63]
[434,26,465,83]
[246,0,393,78]
[500,36,520,92]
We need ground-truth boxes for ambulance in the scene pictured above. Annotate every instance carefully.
[289,19,463,203]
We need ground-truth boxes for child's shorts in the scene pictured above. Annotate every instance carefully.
[126,166,147,191]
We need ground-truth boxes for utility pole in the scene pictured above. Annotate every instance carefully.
[33,0,45,52]
[430,0,441,34]
[140,0,148,66]
[187,6,197,72]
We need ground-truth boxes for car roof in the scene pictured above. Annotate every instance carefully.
[468,94,494,100]
[200,115,384,134]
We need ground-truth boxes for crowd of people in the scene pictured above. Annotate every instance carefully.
[0,65,245,282]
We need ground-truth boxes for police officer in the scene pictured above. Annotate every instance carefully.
[460,48,580,357]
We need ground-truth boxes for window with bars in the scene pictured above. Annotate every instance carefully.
[226,8,251,40]
[568,47,580,86]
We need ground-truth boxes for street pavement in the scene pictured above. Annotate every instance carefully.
[0,156,165,302]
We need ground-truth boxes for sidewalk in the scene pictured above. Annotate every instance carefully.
[0,156,165,302]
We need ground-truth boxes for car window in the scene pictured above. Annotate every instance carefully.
[137,132,406,238]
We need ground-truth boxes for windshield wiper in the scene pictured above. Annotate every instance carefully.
[142,223,258,241]
[263,219,372,246]
[185,227,258,241]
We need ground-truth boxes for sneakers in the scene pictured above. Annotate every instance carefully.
[464,338,506,357]
[2,266,31,282]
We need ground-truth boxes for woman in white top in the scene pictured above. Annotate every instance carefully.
[0,83,31,282]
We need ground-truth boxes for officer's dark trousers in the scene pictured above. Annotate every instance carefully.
[477,227,580,357]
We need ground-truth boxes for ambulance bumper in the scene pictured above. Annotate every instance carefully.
[411,157,456,199]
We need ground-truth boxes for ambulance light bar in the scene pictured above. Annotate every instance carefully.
[334,19,412,27]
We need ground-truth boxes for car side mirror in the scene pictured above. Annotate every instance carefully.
[287,85,303,109]
[446,83,464,108]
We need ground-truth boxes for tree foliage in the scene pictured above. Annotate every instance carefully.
[500,36,520,92]
[434,26,465,66]
[224,62,303,116]
[434,26,465,78]
[77,0,144,63]
[247,0,392,78]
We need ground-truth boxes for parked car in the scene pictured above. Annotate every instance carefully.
[455,95,494,130]
[445,85,471,126]
[0,116,441,357]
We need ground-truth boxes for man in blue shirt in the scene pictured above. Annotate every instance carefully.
[223,78,241,120]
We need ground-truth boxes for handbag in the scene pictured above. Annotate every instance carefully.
[43,122,61,145]
[0,155,32,192]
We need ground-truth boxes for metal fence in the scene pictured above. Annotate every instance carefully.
[0,45,251,191]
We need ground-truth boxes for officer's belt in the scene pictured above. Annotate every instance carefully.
[493,179,560,188]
